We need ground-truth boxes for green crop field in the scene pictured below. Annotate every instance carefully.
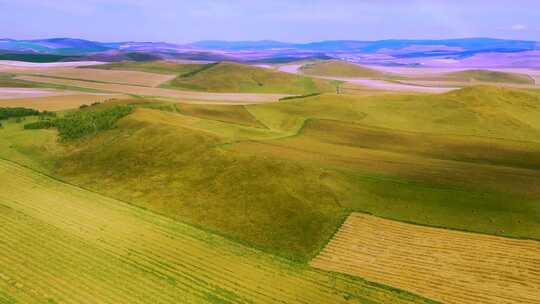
[0,159,434,304]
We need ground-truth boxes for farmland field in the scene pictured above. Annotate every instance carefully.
[0,93,123,111]
[14,75,289,103]
[0,159,434,304]
[1,59,539,304]
[4,2,540,302]
[20,67,177,87]
[311,213,540,304]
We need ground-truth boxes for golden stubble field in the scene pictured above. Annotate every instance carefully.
[311,213,540,304]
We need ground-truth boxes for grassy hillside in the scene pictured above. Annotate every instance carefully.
[441,69,535,84]
[2,85,540,263]
[83,60,207,75]
[176,103,266,128]
[300,60,385,78]
[164,61,337,94]
[0,159,434,304]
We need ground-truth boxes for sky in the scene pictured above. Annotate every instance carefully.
[1,0,539,43]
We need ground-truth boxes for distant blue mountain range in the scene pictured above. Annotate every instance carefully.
[192,38,538,52]
[0,37,538,64]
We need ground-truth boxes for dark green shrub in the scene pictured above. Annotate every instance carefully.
[55,106,132,140]
[279,93,321,101]
[24,120,56,130]
[40,111,57,118]
[0,107,39,120]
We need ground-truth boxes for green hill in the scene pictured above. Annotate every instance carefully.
[442,69,534,84]
[299,60,385,78]
[2,86,540,264]
[164,61,337,94]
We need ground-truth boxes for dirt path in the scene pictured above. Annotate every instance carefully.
[311,213,540,304]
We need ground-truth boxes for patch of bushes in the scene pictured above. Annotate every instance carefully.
[55,106,132,140]
[24,120,56,130]
[80,102,102,109]
[40,111,57,118]
[179,62,219,78]
[0,107,40,120]
[279,93,321,101]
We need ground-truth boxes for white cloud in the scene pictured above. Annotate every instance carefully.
[511,24,527,31]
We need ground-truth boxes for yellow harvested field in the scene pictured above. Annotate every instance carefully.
[22,67,176,87]
[0,160,434,304]
[16,75,288,103]
[311,213,540,304]
[0,94,123,111]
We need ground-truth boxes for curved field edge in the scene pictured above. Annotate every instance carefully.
[311,213,540,304]
[0,159,436,304]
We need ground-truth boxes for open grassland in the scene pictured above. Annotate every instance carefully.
[47,87,540,262]
[2,86,540,265]
[164,62,337,94]
[299,60,385,78]
[54,108,337,260]
[0,117,61,173]
[83,60,208,75]
[0,94,123,111]
[311,213,540,304]
[14,75,288,103]
[176,103,266,128]
[246,86,540,142]
[0,160,435,304]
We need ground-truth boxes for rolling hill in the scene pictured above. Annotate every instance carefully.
[163,61,337,94]
[4,85,540,264]
[440,69,535,84]
[299,60,385,78]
